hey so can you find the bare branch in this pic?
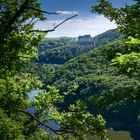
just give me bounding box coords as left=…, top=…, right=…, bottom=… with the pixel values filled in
left=30, top=19, right=39, bottom=26
left=28, top=14, right=78, bottom=33
left=28, top=7, right=62, bottom=15
left=28, top=16, right=37, bottom=25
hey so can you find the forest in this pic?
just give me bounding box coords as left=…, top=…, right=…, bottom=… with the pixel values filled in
left=0, top=0, right=140, bottom=140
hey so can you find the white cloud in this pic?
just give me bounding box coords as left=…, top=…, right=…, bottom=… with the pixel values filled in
left=35, top=15, right=117, bottom=37
left=56, top=10, right=78, bottom=15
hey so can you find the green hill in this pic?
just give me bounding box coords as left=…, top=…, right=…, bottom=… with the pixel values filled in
left=25, top=29, right=123, bottom=84
left=23, top=29, right=140, bottom=139
left=48, top=40, right=140, bottom=139
left=93, top=29, right=124, bottom=47
left=36, top=29, right=123, bottom=64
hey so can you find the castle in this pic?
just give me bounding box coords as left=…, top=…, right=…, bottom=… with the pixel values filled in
left=78, top=35, right=93, bottom=44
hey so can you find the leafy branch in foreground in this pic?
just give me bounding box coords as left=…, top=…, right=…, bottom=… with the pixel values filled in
left=0, top=0, right=106, bottom=139
left=91, top=0, right=140, bottom=76
left=91, top=0, right=140, bottom=111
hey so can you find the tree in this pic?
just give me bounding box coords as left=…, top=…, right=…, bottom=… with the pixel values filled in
left=91, top=0, right=140, bottom=106
left=92, top=0, right=140, bottom=38
left=0, top=0, right=106, bottom=139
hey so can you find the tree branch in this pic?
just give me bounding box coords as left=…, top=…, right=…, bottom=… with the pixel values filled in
left=0, top=0, right=30, bottom=43
left=28, top=16, right=37, bottom=25
left=19, top=109, right=82, bottom=137
left=28, top=14, right=78, bottom=33
left=3, top=0, right=30, bottom=32
left=19, top=109, right=60, bottom=135
left=28, top=7, right=62, bottom=15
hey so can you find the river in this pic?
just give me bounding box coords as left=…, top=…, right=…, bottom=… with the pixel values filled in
left=28, top=90, right=134, bottom=140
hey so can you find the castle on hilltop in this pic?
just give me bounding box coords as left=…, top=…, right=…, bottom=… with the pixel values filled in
left=78, top=35, right=93, bottom=44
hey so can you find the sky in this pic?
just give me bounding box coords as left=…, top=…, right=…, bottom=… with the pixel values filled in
left=35, top=0, right=134, bottom=37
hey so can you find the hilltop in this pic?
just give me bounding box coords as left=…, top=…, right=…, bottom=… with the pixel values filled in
left=47, top=39, right=140, bottom=139
left=36, top=29, right=123, bottom=64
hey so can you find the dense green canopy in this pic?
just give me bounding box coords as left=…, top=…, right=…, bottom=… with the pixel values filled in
left=1, top=0, right=140, bottom=139
left=0, top=0, right=106, bottom=139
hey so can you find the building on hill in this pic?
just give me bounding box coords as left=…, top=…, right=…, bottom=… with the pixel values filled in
left=78, top=35, right=93, bottom=44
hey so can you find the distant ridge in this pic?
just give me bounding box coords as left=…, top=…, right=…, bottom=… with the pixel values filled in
left=36, top=29, right=123, bottom=64
left=92, top=29, right=124, bottom=47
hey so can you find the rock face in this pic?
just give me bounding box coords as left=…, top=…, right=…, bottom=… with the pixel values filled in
left=78, top=35, right=93, bottom=44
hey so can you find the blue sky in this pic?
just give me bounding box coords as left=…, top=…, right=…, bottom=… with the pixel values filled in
left=36, top=0, right=134, bottom=37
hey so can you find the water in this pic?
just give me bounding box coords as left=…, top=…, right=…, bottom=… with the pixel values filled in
left=88, top=130, right=133, bottom=140
left=28, top=89, right=59, bottom=134
left=28, top=89, right=43, bottom=101
left=28, top=90, right=134, bottom=139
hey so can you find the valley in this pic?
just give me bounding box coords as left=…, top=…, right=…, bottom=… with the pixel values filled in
left=26, top=29, right=140, bottom=139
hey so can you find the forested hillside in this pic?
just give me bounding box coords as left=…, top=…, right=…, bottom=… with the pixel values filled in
left=93, top=29, right=124, bottom=47
left=25, top=29, right=123, bottom=84
left=36, top=29, right=122, bottom=64
left=0, top=1, right=107, bottom=139
left=48, top=40, right=140, bottom=139
left=1, top=0, right=140, bottom=139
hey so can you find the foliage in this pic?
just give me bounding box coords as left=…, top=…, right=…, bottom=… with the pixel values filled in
left=112, top=36, right=140, bottom=76
left=91, top=0, right=140, bottom=38
left=36, top=29, right=122, bottom=64
left=49, top=100, right=106, bottom=140
left=91, top=0, right=140, bottom=75
left=91, top=1, right=140, bottom=138
left=0, top=0, right=107, bottom=139
left=24, top=29, right=123, bottom=87
left=21, top=62, right=61, bottom=84
left=93, top=29, right=124, bottom=47
left=37, top=37, right=95, bottom=64
left=48, top=40, right=140, bottom=139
